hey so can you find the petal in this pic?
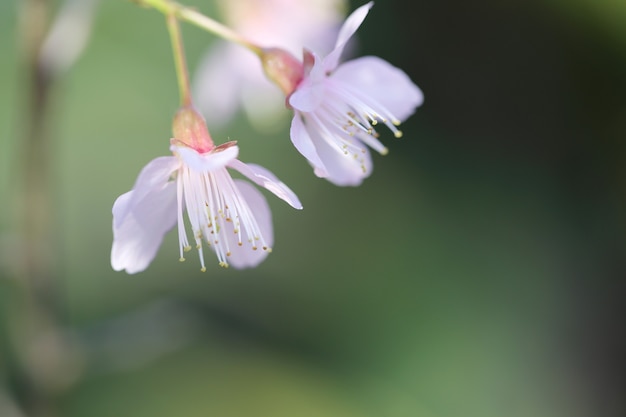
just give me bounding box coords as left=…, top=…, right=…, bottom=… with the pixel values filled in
left=111, top=180, right=178, bottom=274
left=288, top=114, right=328, bottom=177
left=332, top=56, right=424, bottom=121
left=171, top=144, right=238, bottom=174
left=323, top=1, right=373, bottom=72
left=221, top=180, right=274, bottom=269
left=115, top=156, right=179, bottom=228
left=308, top=127, right=373, bottom=186
left=288, top=54, right=326, bottom=112
left=227, top=159, right=303, bottom=209
left=193, top=43, right=242, bottom=127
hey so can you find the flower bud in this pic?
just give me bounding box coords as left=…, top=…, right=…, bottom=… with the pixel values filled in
left=171, top=106, right=214, bottom=153
left=260, top=47, right=304, bottom=96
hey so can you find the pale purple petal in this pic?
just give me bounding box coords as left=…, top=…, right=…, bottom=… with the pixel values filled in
left=221, top=180, right=274, bottom=269
left=115, top=156, right=179, bottom=228
left=227, top=159, right=303, bottom=209
left=323, top=1, right=373, bottom=72
left=193, top=43, right=242, bottom=127
left=172, top=145, right=238, bottom=174
left=111, top=181, right=178, bottom=274
left=289, top=114, right=328, bottom=177
left=332, top=56, right=423, bottom=121
left=309, top=128, right=373, bottom=186
left=288, top=55, right=326, bottom=112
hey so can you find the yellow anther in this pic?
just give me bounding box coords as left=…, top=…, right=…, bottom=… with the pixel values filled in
left=184, top=245, right=192, bottom=252
left=394, top=130, right=403, bottom=138
left=179, top=257, right=186, bottom=262
left=200, top=267, right=207, bottom=272
left=381, top=147, right=389, bottom=156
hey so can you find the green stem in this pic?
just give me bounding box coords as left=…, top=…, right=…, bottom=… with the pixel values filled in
left=166, top=14, right=191, bottom=106
left=136, top=0, right=262, bottom=55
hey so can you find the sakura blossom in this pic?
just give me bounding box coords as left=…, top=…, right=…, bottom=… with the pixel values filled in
left=193, top=0, right=346, bottom=129
left=284, top=2, right=424, bottom=186
left=111, top=109, right=302, bottom=274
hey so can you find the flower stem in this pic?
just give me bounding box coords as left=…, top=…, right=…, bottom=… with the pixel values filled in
left=135, top=0, right=262, bottom=55
left=166, top=14, right=192, bottom=107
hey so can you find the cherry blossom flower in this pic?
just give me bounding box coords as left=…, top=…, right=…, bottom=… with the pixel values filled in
left=193, top=0, right=346, bottom=130
left=111, top=108, right=302, bottom=274
left=263, top=2, right=423, bottom=186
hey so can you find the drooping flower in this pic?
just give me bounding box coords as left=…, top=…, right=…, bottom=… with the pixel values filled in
left=193, top=0, right=347, bottom=130
left=111, top=107, right=302, bottom=274
left=262, top=1, right=423, bottom=186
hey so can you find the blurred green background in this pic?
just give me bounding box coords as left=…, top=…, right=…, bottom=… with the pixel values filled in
left=1, top=0, right=625, bottom=416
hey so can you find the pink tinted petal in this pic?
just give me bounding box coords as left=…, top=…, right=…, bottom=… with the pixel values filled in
left=289, top=68, right=326, bottom=112
left=193, top=43, right=242, bottom=127
left=172, top=144, right=238, bottom=173
left=332, top=56, right=424, bottom=121
left=228, top=159, right=303, bottom=209
left=324, top=1, right=373, bottom=72
left=115, top=156, right=178, bottom=228
left=111, top=181, right=178, bottom=274
left=311, top=129, right=373, bottom=186
left=289, top=114, right=328, bottom=177
left=221, top=180, right=274, bottom=269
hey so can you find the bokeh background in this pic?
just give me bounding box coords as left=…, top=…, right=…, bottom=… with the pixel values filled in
left=1, top=0, right=625, bottom=416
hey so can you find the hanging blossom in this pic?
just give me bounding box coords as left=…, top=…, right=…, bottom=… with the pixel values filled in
left=193, top=0, right=346, bottom=130
left=261, top=1, right=423, bottom=186
left=111, top=107, right=302, bottom=274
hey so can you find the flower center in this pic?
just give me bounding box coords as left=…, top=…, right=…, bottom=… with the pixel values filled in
left=176, top=165, right=269, bottom=271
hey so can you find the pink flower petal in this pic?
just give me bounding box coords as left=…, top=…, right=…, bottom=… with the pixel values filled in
left=332, top=56, right=423, bottom=121
left=193, top=43, right=243, bottom=127
left=323, top=1, right=373, bottom=72
left=308, top=126, right=373, bottom=186
left=227, top=159, right=303, bottom=209
left=115, top=156, right=179, bottom=228
left=289, top=114, right=328, bottom=177
left=220, top=180, right=274, bottom=269
left=111, top=181, right=178, bottom=274
left=172, top=144, right=238, bottom=173
left=288, top=53, right=326, bottom=112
